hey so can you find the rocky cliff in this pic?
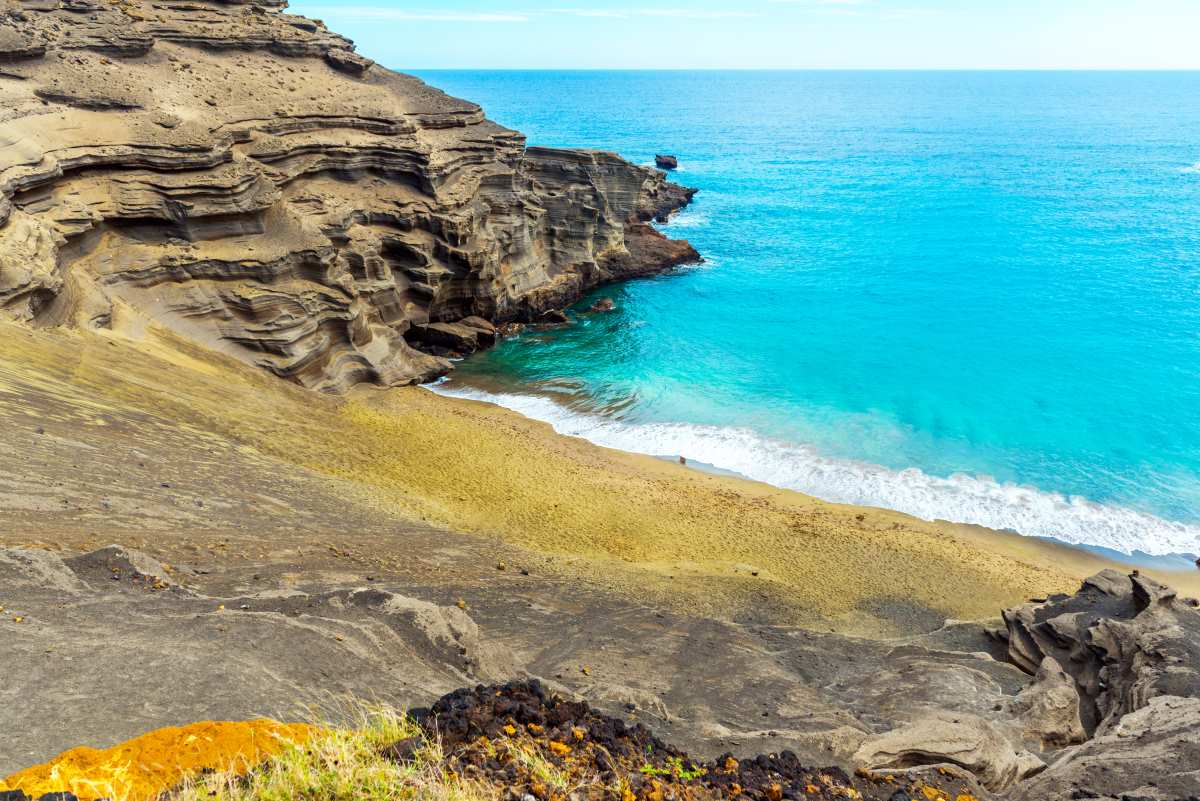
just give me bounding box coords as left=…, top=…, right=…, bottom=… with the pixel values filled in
left=0, top=0, right=698, bottom=391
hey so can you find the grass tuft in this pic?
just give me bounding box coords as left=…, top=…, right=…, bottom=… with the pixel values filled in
left=173, top=706, right=494, bottom=801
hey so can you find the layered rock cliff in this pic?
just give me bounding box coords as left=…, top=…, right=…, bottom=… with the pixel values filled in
left=0, top=0, right=698, bottom=391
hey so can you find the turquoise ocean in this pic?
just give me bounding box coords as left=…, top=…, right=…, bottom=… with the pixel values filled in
left=413, top=71, right=1200, bottom=558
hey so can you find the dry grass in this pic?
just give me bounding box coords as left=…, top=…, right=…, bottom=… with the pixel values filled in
left=4, top=702, right=584, bottom=801
left=173, top=707, right=495, bottom=801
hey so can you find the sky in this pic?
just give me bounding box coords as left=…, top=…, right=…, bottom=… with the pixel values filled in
left=288, top=0, right=1200, bottom=70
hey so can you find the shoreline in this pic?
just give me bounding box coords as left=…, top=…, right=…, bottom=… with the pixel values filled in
left=430, top=376, right=1200, bottom=563
left=3, top=318, right=1198, bottom=637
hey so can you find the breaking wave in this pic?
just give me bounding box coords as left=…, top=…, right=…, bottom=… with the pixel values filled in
left=430, top=384, right=1200, bottom=557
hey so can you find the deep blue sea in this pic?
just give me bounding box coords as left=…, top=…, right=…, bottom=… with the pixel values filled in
left=413, top=70, right=1200, bottom=557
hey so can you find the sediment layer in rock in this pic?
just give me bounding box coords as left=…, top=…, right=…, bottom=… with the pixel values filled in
left=0, top=0, right=698, bottom=392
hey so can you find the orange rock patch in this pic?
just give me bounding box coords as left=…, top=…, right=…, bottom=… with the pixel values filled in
left=0, top=720, right=313, bottom=801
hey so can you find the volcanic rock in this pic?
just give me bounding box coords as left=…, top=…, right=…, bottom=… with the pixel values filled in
left=656, top=154, right=679, bottom=170
left=1008, top=657, right=1086, bottom=750
left=0, top=0, right=698, bottom=393
left=991, top=569, right=1200, bottom=736
left=1010, top=695, right=1200, bottom=801
left=852, top=711, right=1044, bottom=792
left=423, top=681, right=974, bottom=801
left=404, top=319, right=496, bottom=357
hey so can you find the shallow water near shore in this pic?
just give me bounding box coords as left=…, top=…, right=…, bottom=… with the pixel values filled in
left=414, top=70, right=1200, bottom=557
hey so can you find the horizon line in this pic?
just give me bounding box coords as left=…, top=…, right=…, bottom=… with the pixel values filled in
left=404, top=66, right=1200, bottom=72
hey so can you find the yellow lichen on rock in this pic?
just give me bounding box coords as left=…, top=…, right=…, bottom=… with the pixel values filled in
left=0, top=720, right=313, bottom=801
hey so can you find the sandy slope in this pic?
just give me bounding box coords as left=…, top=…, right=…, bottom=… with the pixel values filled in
left=3, top=319, right=1194, bottom=638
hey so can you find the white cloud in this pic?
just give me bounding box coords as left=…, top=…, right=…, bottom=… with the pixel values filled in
left=553, top=8, right=759, bottom=19
left=298, top=6, right=531, bottom=22
left=767, top=0, right=934, bottom=17
left=299, top=5, right=759, bottom=22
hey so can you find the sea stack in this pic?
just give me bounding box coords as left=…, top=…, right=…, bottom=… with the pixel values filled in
left=656, top=154, right=680, bottom=170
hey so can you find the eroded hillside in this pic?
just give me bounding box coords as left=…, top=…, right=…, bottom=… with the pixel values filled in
left=0, top=0, right=697, bottom=391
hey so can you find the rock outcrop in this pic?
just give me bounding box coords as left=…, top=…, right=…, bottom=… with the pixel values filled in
left=992, top=569, right=1200, bottom=737
left=1010, top=695, right=1200, bottom=801
left=1008, top=657, right=1086, bottom=750
left=0, top=0, right=697, bottom=392
left=853, top=571, right=1200, bottom=797
left=991, top=570, right=1200, bottom=800
left=852, top=711, right=1044, bottom=792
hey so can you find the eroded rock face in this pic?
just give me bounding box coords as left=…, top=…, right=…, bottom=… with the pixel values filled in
left=986, top=571, right=1200, bottom=800
left=992, top=569, right=1200, bottom=737
left=0, top=0, right=697, bottom=392
left=851, top=572, right=1200, bottom=796
left=852, top=711, right=1044, bottom=792
left=1010, top=695, right=1200, bottom=801
left=1008, top=656, right=1086, bottom=750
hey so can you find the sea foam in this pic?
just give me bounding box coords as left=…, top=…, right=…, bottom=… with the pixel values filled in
left=431, top=384, right=1200, bottom=558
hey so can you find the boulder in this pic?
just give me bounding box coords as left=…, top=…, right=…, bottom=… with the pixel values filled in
left=459, top=316, right=497, bottom=336
left=655, top=155, right=679, bottom=170
left=324, top=48, right=374, bottom=76
left=587, top=297, right=615, bottom=313
left=405, top=320, right=497, bottom=357
left=852, top=711, right=1044, bottom=792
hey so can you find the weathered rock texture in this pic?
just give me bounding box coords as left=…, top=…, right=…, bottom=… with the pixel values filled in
left=993, top=570, right=1200, bottom=801
left=993, top=569, right=1200, bottom=738
left=0, top=0, right=697, bottom=391
left=5, top=523, right=1200, bottom=800
left=846, top=571, right=1200, bottom=798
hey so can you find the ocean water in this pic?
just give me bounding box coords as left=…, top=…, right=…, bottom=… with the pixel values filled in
left=412, top=70, right=1200, bottom=557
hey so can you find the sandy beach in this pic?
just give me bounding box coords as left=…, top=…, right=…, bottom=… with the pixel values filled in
left=4, top=319, right=1195, bottom=638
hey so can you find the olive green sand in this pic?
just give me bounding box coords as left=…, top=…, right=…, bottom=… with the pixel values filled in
left=3, top=319, right=1195, bottom=636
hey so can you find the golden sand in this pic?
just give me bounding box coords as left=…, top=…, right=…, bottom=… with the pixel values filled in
left=0, top=721, right=312, bottom=801
left=3, top=319, right=1196, bottom=635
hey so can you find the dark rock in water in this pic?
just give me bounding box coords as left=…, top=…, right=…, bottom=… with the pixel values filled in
left=656, top=154, right=679, bottom=170
left=587, top=298, right=615, bottom=313
left=537, top=310, right=570, bottom=326
left=498, top=322, right=525, bottom=337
